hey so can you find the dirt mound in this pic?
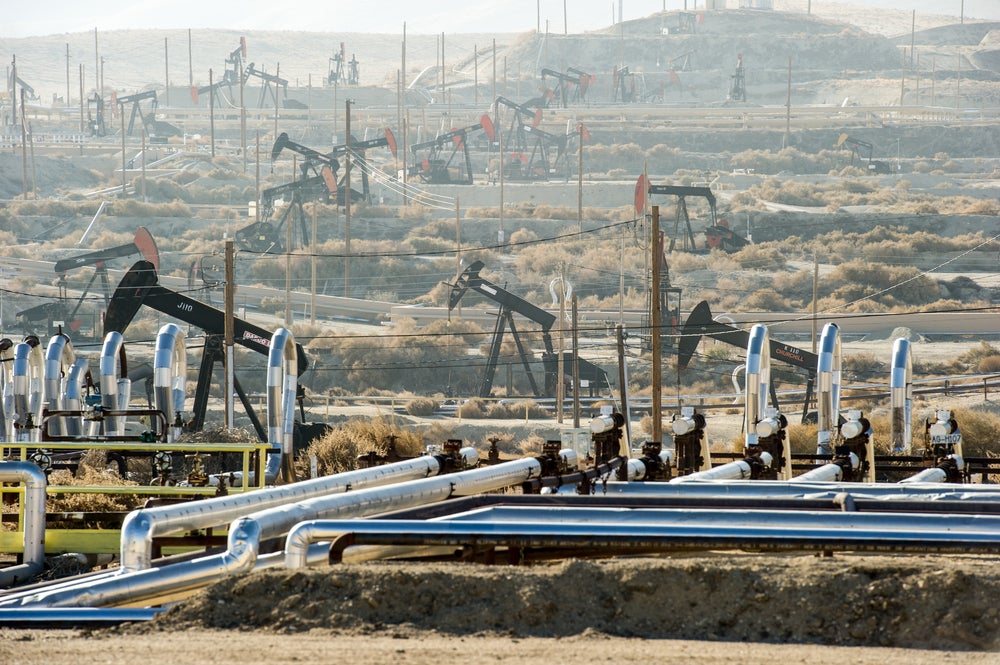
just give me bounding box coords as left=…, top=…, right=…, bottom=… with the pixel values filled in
left=148, top=555, right=1000, bottom=650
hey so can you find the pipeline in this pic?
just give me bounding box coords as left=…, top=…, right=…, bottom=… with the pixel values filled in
left=152, top=324, right=186, bottom=443
left=890, top=337, right=912, bottom=454
left=99, top=332, right=131, bottom=437
left=794, top=453, right=860, bottom=483
left=601, top=479, right=1000, bottom=501
left=0, top=462, right=47, bottom=588
left=744, top=324, right=791, bottom=480
left=671, top=452, right=773, bottom=482
left=42, top=335, right=76, bottom=437
left=12, top=341, right=44, bottom=441
left=0, top=338, right=14, bottom=441
left=267, top=327, right=297, bottom=484
left=900, top=455, right=965, bottom=485
left=2, top=455, right=541, bottom=608
left=815, top=323, right=841, bottom=457
left=62, top=358, right=90, bottom=437
left=286, top=515, right=1000, bottom=566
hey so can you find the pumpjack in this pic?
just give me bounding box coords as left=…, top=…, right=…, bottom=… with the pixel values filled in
left=448, top=261, right=611, bottom=399
left=493, top=96, right=550, bottom=181
left=16, top=227, right=159, bottom=339
left=237, top=129, right=397, bottom=253
left=408, top=114, right=495, bottom=184
left=520, top=122, right=586, bottom=179
left=835, top=134, right=894, bottom=174
left=113, top=89, right=180, bottom=137
left=613, top=65, right=636, bottom=103
left=104, top=259, right=309, bottom=442
left=188, top=255, right=224, bottom=304
left=244, top=63, right=288, bottom=109
left=678, top=300, right=817, bottom=423
left=566, top=67, right=596, bottom=101
left=636, top=175, right=743, bottom=252
left=540, top=68, right=591, bottom=107
left=327, top=43, right=359, bottom=86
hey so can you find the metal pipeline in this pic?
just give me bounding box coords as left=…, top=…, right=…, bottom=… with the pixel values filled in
left=288, top=515, right=1000, bottom=565
left=99, top=332, right=130, bottom=437
left=815, top=323, right=841, bottom=456
left=0, top=339, right=13, bottom=442
left=601, top=479, right=1000, bottom=501
left=744, top=324, right=770, bottom=451
left=900, top=455, right=965, bottom=485
left=43, top=335, right=76, bottom=438
left=671, top=452, right=774, bottom=482
left=890, top=337, right=912, bottom=453
left=796, top=453, right=860, bottom=483
left=153, top=324, right=186, bottom=443
left=0, top=607, right=164, bottom=627
left=118, top=453, right=462, bottom=572
left=62, top=358, right=90, bottom=437
left=12, top=342, right=44, bottom=441
left=3, top=455, right=539, bottom=608
left=0, top=462, right=47, bottom=588
left=267, top=328, right=298, bottom=484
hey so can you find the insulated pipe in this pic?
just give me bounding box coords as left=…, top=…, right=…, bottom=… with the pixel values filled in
left=5, top=456, right=540, bottom=608
left=671, top=452, right=773, bottom=482
left=899, top=455, right=965, bottom=485
left=118, top=454, right=450, bottom=572
left=12, top=342, right=44, bottom=441
left=815, top=323, right=841, bottom=456
left=796, top=453, right=860, bottom=483
left=602, top=479, right=1000, bottom=500
left=153, top=324, right=186, bottom=443
left=62, top=358, right=90, bottom=437
left=0, top=462, right=47, bottom=588
left=99, top=332, right=129, bottom=437
left=43, top=335, right=75, bottom=437
left=0, top=340, right=14, bottom=442
left=890, top=337, right=912, bottom=454
left=267, top=328, right=298, bottom=484
left=286, top=516, right=1000, bottom=567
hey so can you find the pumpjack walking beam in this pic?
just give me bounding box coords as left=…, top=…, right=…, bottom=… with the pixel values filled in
left=408, top=114, right=495, bottom=184
left=448, top=261, right=610, bottom=398
left=678, top=300, right=816, bottom=423
left=104, top=260, right=309, bottom=440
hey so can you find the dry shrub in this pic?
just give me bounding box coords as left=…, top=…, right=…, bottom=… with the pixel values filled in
left=298, top=417, right=425, bottom=476
left=405, top=397, right=439, bottom=416
left=46, top=450, right=144, bottom=514
left=786, top=422, right=818, bottom=455
left=977, top=356, right=1000, bottom=374
left=485, top=400, right=551, bottom=419
left=516, top=433, right=547, bottom=456
left=457, top=398, right=488, bottom=418
left=959, top=341, right=1000, bottom=367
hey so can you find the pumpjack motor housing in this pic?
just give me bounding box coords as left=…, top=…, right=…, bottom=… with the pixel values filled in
left=839, top=409, right=872, bottom=482
left=924, top=410, right=965, bottom=483
left=590, top=407, right=625, bottom=465
left=747, top=406, right=787, bottom=480
left=673, top=406, right=706, bottom=476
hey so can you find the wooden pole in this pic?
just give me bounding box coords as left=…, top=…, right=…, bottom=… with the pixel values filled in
left=572, top=295, right=580, bottom=428
left=311, top=204, right=317, bottom=325
left=345, top=99, right=352, bottom=297
left=224, top=239, right=235, bottom=429
left=651, top=205, right=662, bottom=447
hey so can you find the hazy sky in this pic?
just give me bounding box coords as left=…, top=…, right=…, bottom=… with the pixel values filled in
left=4, top=0, right=998, bottom=37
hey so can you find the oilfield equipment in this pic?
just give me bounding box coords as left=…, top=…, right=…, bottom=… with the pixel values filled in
left=540, top=67, right=594, bottom=107
left=635, top=175, right=748, bottom=252
left=327, top=42, right=360, bottom=87
left=15, top=227, right=160, bottom=340
left=236, top=128, right=398, bottom=253
left=111, top=89, right=180, bottom=139
left=447, top=260, right=611, bottom=399
left=408, top=114, right=495, bottom=184
left=1, top=309, right=1000, bottom=620
left=835, top=133, right=895, bottom=174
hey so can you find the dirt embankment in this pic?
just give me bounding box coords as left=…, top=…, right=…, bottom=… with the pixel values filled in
left=145, top=555, right=1000, bottom=651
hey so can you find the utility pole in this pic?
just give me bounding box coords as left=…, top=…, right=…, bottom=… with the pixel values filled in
left=94, top=28, right=99, bottom=94
left=557, top=262, right=566, bottom=424
left=79, top=64, right=84, bottom=134
left=224, top=239, right=235, bottom=429
left=164, top=37, right=170, bottom=106
left=785, top=56, right=792, bottom=138
left=209, top=68, right=216, bottom=157
left=65, top=44, right=70, bottom=107
left=345, top=99, right=352, bottom=297
left=188, top=29, right=193, bottom=87
left=572, top=295, right=580, bottom=428
left=577, top=123, right=584, bottom=232
left=650, top=205, right=662, bottom=448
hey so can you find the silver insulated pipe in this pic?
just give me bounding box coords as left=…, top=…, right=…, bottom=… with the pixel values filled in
left=0, top=340, right=14, bottom=441
left=43, top=334, right=76, bottom=438
left=3, top=454, right=536, bottom=609
left=815, top=323, right=841, bottom=456
left=671, top=452, right=774, bottom=482
left=0, top=461, right=47, bottom=588
left=62, top=357, right=90, bottom=437
left=153, top=324, right=187, bottom=443
left=12, top=341, right=44, bottom=441
left=889, top=337, right=912, bottom=453
left=99, top=332, right=131, bottom=437
left=267, top=327, right=298, bottom=484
